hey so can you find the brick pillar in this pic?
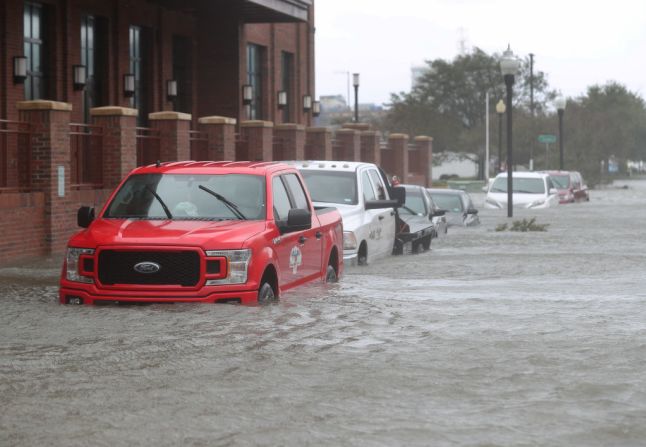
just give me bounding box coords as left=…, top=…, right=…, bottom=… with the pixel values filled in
left=149, top=111, right=191, bottom=162
left=335, top=129, right=360, bottom=161
left=342, top=123, right=371, bottom=132
left=198, top=116, right=237, bottom=161
left=90, top=106, right=138, bottom=189
left=415, top=136, right=433, bottom=187
left=17, top=100, right=73, bottom=255
left=360, top=131, right=380, bottom=165
left=388, top=133, right=409, bottom=182
left=240, top=120, right=274, bottom=161
left=274, top=124, right=306, bottom=161
left=305, top=127, right=333, bottom=160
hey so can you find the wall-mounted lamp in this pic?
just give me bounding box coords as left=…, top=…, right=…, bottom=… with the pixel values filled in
left=13, top=56, right=27, bottom=84
left=277, top=90, right=287, bottom=109
left=303, top=95, right=312, bottom=112
left=123, top=73, right=135, bottom=98
left=242, top=84, right=253, bottom=105
left=166, top=80, right=178, bottom=101
left=73, top=65, right=87, bottom=90
left=312, top=100, right=321, bottom=118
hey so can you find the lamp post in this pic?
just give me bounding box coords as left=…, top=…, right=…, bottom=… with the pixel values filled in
left=500, top=45, right=521, bottom=218
left=353, top=73, right=360, bottom=123
left=495, top=99, right=506, bottom=173
left=555, top=96, right=567, bottom=170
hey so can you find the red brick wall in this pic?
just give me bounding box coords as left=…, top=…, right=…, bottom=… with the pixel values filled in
left=0, top=192, right=47, bottom=264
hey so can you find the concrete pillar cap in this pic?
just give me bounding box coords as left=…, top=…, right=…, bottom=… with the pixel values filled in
left=389, top=133, right=410, bottom=140
left=275, top=123, right=306, bottom=131
left=241, top=120, right=274, bottom=128
left=149, top=111, right=192, bottom=121
left=90, top=106, right=138, bottom=117
left=198, top=116, right=237, bottom=125
left=306, top=127, right=332, bottom=133
left=17, top=100, right=72, bottom=111
left=414, top=136, right=433, bottom=142
left=342, top=123, right=371, bottom=131
left=360, top=130, right=379, bottom=136
left=335, top=128, right=359, bottom=135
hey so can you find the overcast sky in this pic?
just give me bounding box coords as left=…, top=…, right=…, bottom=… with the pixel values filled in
left=315, top=0, right=646, bottom=106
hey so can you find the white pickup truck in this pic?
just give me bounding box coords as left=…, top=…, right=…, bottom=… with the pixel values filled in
left=290, top=161, right=404, bottom=266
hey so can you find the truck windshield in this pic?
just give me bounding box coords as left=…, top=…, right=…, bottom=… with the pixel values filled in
left=300, top=171, right=358, bottom=205
left=104, top=174, right=266, bottom=220
left=490, top=177, right=546, bottom=194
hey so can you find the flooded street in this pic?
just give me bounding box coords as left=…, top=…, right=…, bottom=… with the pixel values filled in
left=2, top=180, right=646, bottom=446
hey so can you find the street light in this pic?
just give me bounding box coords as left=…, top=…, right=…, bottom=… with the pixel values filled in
left=495, top=99, right=506, bottom=173
left=555, top=96, right=567, bottom=170
left=353, top=73, right=360, bottom=123
left=500, top=45, right=521, bottom=218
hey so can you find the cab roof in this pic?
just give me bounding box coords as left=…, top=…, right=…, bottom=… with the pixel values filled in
left=131, top=161, right=293, bottom=176
left=283, top=160, right=379, bottom=172
left=494, top=171, right=549, bottom=179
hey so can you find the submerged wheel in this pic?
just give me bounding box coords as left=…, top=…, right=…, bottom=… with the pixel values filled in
left=257, top=282, right=277, bottom=305
left=325, top=264, right=338, bottom=283
left=357, top=242, right=368, bottom=266
left=422, top=235, right=431, bottom=250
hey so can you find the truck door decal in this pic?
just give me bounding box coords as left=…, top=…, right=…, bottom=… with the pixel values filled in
left=290, top=246, right=303, bottom=274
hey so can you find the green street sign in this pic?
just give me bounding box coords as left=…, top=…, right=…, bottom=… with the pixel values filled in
left=538, top=134, right=557, bottom=144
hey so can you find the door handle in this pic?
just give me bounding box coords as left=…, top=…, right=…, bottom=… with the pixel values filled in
left=315, top=231, right=322, bottom=239
left=299, top=235, right=308, bottom=244
left=378, top=215, right=384, bottom=221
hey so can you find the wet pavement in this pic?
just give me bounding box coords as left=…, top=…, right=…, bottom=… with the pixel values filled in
left=2, top=180, right=646, bottom=446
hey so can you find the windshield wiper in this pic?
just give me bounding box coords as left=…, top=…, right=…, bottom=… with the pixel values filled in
left=198, top=185, right=247, bottom=220
left=145, top=185, right=173, bottom=219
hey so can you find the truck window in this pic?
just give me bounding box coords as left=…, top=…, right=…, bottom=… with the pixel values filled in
left=361, top=171, right=377, bottom=201
left=300, top=171, right=358, bottom=205
left=272, top=177, right=292, bottom=221
left=283, top=174, right=310, bottom=211
left=368, top=169, right=387, bottom=200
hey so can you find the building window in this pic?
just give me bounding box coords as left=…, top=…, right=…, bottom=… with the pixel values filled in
left=173, top=36, right=193, bottom=115
left=247, top=44, right=265, bottom=120
left=23, top=2, right=46, bottom=100
left=281, top=51, right=294, bottom=123
left=129, top=25, right=150, bottom=125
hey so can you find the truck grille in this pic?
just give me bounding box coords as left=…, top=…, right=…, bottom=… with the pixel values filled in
left=98, top=250, right=201, bottom=287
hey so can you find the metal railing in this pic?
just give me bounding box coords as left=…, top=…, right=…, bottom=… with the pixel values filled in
left=136, top=127, right=161, bottom=166
left=189, top=130, right=209, bottom=161
left=0, top=119, right=31, bottom=191
left=69, top=123, right=104, bottom=188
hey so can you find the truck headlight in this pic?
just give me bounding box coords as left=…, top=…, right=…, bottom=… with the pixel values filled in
left=343, top=231, right=357, bottom=250
left=66, top=247, right=95, bottom=284
left=205, top=249, right=251, bottom=285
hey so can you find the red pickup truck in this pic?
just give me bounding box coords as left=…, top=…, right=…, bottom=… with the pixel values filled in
left=59, top=161, right=343, bottom=305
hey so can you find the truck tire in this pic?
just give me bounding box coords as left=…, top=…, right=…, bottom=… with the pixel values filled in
left=257, top=282, right=277, bottom=305
left=358, top=242, right=368, bottom=265
left=325, top=264, right=338, bottom=283
left=422, top=235, right=431, bottom=250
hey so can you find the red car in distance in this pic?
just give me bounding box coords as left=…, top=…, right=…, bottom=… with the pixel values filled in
left=544, top=170, right=590, bottom=203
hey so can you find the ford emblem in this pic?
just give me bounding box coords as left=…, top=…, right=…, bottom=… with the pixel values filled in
left=134, top=262, right=161, bottom=274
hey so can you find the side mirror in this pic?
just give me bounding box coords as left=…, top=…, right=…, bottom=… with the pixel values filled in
left=365, top=199, right=399, bottom=210
left=280, top=208, right=311, bottom=234
left=466, top=208, right=479, bottom=215
left=432, top=209, right=446, bottom=218
left=549, top=188, right=558, bottom=195
left=390, top=186, right=406, bottom=207
left=77, top=206, right=95, bottom=228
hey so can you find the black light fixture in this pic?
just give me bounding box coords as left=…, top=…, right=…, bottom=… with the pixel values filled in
left=352, top=73, right=360, bottom=123
left=123, top=73, right=135, bottom=98
left=312, top=100, right=321, bottom=118
left=499, top=45, right=521, bottom=218
left=242, top=84, right=253, bottom=106
left=73, top=65, right=87, bottom=90
left=277, top=90, right=287, bottom=109
left=303, top=95, right=312, bottom=112
left=166, top=80, right=178, bottom=101
left=13, top=56, right=27, bottom=84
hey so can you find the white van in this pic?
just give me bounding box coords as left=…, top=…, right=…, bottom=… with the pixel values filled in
left=485, top=171, right=559, bottom=209
left=290, top=161, right=402, bottom=265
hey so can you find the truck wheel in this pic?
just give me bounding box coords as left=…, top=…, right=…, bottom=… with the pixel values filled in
left=358, top=242, right=368, bottom=265
left=422, top=235, right=431, bottom=250
left=325, top=264, right=338, bottom=283
left=257, top=282, right=277, bottom=305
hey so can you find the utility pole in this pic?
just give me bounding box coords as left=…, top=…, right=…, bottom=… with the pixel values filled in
left=529, top=53, right=535, bottom=171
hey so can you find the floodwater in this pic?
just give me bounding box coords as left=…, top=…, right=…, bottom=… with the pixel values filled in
left=2, top=180, right=646, bottom=447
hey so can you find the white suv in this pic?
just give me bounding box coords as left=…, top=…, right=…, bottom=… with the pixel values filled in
left=291, top=161, right=400, bottom=266
left=485, top=171, right=560, bottom=209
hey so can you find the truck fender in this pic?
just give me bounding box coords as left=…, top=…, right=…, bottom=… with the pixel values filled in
left=251, top=246, right=281, bottom=293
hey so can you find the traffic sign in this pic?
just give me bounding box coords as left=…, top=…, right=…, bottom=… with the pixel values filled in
left=538, top=134, right=556, bottom=144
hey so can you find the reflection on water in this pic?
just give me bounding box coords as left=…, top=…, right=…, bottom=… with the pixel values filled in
left=2, top=181, right=646, bottom=446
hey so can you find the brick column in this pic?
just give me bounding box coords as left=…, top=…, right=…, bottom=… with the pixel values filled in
left=149, top=111, right=191, bottom=162
left=360, top=131, right=381, bottom=165
left=90, top=106, right=138, bottom=189
left=305, top=127, right=333, bottom=160
left=274, top=124, right=306, bottom=161
left=198, top=116, right=237, bottom=161
left=388, top=133, right=409, bottom=182
left=415, top=136, right=433, bottom=187
left=17, top=100, right=73, bottom=255
left=240, top=120, right=274, bottom=161
left=335, top=128, right=360, bottom=161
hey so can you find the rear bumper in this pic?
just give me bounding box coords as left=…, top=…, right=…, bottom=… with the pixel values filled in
left=59, top=287, right=259, bottom=306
